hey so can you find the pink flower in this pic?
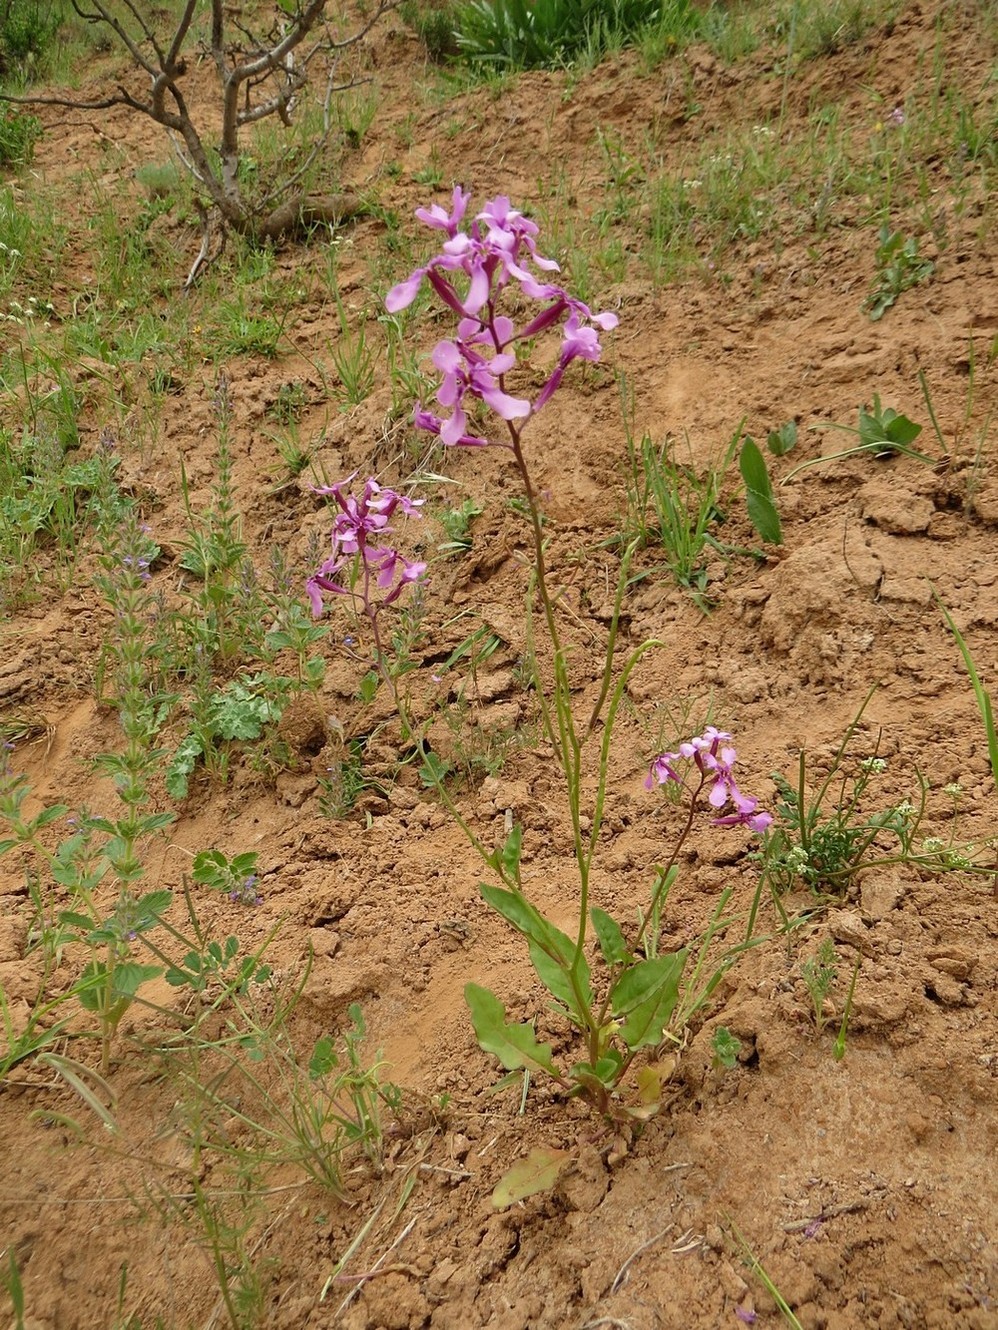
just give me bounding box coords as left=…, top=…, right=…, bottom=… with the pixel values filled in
left=387, top=189, right=619, bottom=442
left=415, top=184, right=470, bottom=236
left=645, top=728, right=771, bottom=834
left=432, top=338, right=530, bottom=444
left=307, top=476, right=426, bottom=618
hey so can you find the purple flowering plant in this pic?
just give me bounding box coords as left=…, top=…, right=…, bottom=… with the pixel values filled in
left=306, top=473, right=427, bottom=633
left=311, top=189, right=773, bottom=1153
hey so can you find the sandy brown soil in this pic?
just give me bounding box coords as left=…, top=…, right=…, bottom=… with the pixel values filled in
left=1, top=3, right=997, bottom=1327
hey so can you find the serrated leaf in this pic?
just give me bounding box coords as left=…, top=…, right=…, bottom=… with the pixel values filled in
left=135, top=890, right=173, bottom=922
left=58, top=911, right=95, bottom=932
left=491, top=1148, right=572, bottom=1208
left=465, top=983, right=558, bottom=1076
left=138, top=812, right=176, bottom=834
left=32, top=805, right=70, bottom=829
left=590, top=907, right=631, bottom=966
left=613, top=951, right=688, bottom=1050
left=739, top=437, right=782, bottom=546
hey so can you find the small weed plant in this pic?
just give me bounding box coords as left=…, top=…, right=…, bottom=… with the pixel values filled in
left=864, top=223, right=934, bottom=320
left=784, top=395, right=937, bottom=482
left=453, top=0, right=700, bottom=71
left=760, top=689, right=977, bottom=900
left=800, top=939, right=837, bottom=1032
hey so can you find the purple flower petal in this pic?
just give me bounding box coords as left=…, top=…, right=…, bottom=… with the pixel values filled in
left=385, top=268, right=426, bottom=313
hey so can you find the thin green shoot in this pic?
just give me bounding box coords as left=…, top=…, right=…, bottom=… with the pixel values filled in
left=833, top=953, right=861, bottom=1062
left=934, top=592, right=998, bottom=803
left=726, top=1215, right=804, bottom=1330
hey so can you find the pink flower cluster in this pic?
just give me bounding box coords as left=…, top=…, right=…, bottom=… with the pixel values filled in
left=646, top=727, right=772, bottom=833
left=307, top=475, right=426, bottom=618
left=386, top=187, right=618, bottom=447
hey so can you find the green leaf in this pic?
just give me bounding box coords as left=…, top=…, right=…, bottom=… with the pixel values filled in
left=465, top=983, right=558, bottom=1076
left=491, top=1148, right=572, bottom=1209
left=111, top=962, right=162, bottom=999
left=419, top=751, right=451, bottom=788
left=590, top=907, right=630, bottom=966
left=936, top=593, right=998, bottom=797
left=58, top=911, right=95, bottom=932
left=357, top=670, right=380, bottom=704
left=0, top=839, right=18, bottom=856
left=739, top=437, right=782, bottom=546
left=309, top=1035, right=339, bottom=1079
left=612, top=951, right=688, bottom=1050
left=499, top=823, right=523, bottom=882
left=138, top=812, right=176, bottom=834
left=135, top=890, right=173, bottom=922
left=480, top=885, right=565, bottom=957
left=193, top=849, right=227, bottom=875
left=858, top=397, right=922, bottom=451
left=304, top=655, right=326, bottom=685
left=527, top=941, right=590, bottom=1024
left=166, top=733, right=203, bottom=800
left=766, top=421, right=797, bottom=457
left=76, top=960, right=107, bottom=1012
left=481, top=885, right=592, bottom=1013
left=32, top=805, right=70, bottom=829
left=570, top=1050, right=624, bottom=1093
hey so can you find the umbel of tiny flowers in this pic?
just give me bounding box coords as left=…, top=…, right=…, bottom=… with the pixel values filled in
left=307, top=473, right=426, bottom=623
left=386, top=187, right=618, bottom=451
left=646, top=727, right=773, bottom=834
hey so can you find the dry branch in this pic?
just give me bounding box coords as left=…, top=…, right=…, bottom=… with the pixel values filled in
left=2, top=0, right=397, bottom=262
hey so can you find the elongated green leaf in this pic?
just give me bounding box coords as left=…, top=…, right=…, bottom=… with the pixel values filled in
left=590, top=907, right=630, bottom=966
left=486, top=824, right=522, bottom=881
left=766, top=421, right=797, bottom=457
left=613, top=951, right=688, bottom=1050
left=936, top=594, right=998, bottom=796
left=0, top=839, right=20, bottom=856
left=527, top=941, right=591, bottom=1023
left=481, top=885, right=591, bottom=1014
left=480, top=885, right=572, bottom=963
left=465, top=983, right=558, bottom=1076
left=739, top=437, right=782, bottom=546
left=491, top=1148, right=572, bottom=1208
left=501, top=823, right=523, bottom=881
